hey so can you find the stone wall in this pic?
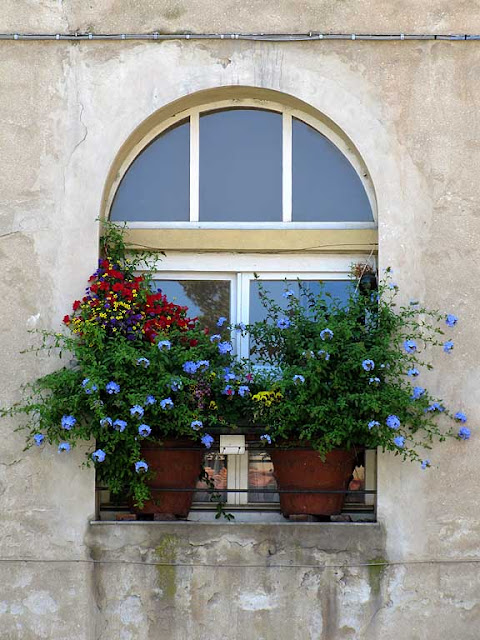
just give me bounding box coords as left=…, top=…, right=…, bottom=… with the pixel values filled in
left=1, top=2, right=480, bottom=638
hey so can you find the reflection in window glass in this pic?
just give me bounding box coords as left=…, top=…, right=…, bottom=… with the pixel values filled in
left=152, top=280, right=230, bottom=333
left=292, top=117, right=373, bottom=222
left=195, top=453, right=227, bottom=502
left=248, top=452, right=279, bottom=503
left=199, top=109, right=282, bottom=222
left=249, top=280, right=351, bottom=325
left=111, top=119, right=190, bottom=222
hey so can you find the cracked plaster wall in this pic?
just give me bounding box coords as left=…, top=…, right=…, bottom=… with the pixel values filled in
left=0, top=2, right=479, bottom=639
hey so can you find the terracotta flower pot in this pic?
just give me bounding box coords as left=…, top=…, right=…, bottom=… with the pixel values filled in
left=269, top=448, right=356, bottom=517
left=134, top=440, right=204, bottom=518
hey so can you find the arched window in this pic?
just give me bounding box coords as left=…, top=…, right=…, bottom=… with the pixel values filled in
left=109, top=100, right=375, bottom=228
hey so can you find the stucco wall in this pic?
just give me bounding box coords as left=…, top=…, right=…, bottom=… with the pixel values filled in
left=1, top=3, right=480, bottom=638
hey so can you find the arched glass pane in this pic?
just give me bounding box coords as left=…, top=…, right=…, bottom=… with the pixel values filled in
left=199, top=109, right=282, bottom=222
left=292, top=118, right=373, bottom=222
left=110, top=119, right=190, bottom=222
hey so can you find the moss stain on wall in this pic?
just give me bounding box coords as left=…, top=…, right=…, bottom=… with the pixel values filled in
left=155, top=535, right=179, bottom=600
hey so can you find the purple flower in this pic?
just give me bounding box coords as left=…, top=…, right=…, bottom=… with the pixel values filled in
left=320, top=328, right=334, bottom=341
left=411, top=386, right=425, bottom=400
left=157, top=340, right=171, bottom=351
left=362, top=359, right=375, bottom=372
left=61, top=415, right=77, bottom=430
left=92, top=449, right=106, bottom=463
left=455, top=412, right=467, bottom=423
left=99, top=417, right=113, bottom=428
left=407, top=368, right=420, bottom=377
left=136, top=357, right=150, bottom=368
left=82, top=378, right=98, bottom=394
left=183, top=361, right=198, bottom=375
left=458, top=427, right=471, bottom=440
left=260, top=434, right=272, bottom=444
left=138, top=424, right=152, bottom=437
left=443, top=340, right=454, bottom=353
left=160, top=397, right=174, bottom=410
left=201, top=434, right=214, bottom=449
left=58, top=442, right=71, bottom=453
left=218, top=342, right=233, bottom=355
left=113, top=419, right=127, bottom=432
left=386, top=415, right=401, bottom=430
left=145, top=395, right=156, bottom=406
left=421, top=459, right=431, bottom=470
left=210, top=334, right=222, bottom=343
left=277, top=317, right=291, bottom=330
left=106, top=381, right=120, bottom=394
left=293, top=374, right=305, bottom=384
left=222, top=385, right=235, bottom=396
left=217, top=317, right=228, bottom=327
left=238, top=385, right=250, bottom=397
left=404, top=339, right=417, bottom=354
left=394, top=435, right=405, bottom=448
left=446, top=314, right=458, bottom=327
left=368, top=420, right=380, bottom=430
left=130, top=405, right=144, bottom=418
left=33, top=434, right=45, bottom=446
left=190, top=420, right=203, bottom=431
left=135, top=461, right=148, bottom=473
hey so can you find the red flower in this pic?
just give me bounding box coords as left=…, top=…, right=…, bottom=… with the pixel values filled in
left=72, top=300, right=81, bottom=311
left=63, top=315, right=70, bottom=324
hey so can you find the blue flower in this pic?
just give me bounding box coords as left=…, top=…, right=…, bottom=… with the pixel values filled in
left=421, top=459, right=431, bottom=470
left=238, top=385, right=250, bottom=397
left=157, top=340, right=171, bottom=351
left=260, top=434, right=272, bottom=444
left=369, top=377, right=381, bottom=386
left=170, top=379, right=183, bottom=392
left=130, top=405, right=144, bottom=418
left=218, top=342, right=233, bottom=355
left=136, top=357, right=150, bottom=368
left=368, top=420, right=380, bottom=430
left=58, top=442, right=71, bottom=453
left=201, top=434, right=214, bottom=448
left=409, top=300, right=420, bottom=306
left=210, top=334, right=222, bottom=343
left=386, top=415, right=401, bottom=430
left=317, top=350, right=330, bottom=361
left=223, top=368, right=236, bottom=382
left=320, top=328, right=334, bottom=341
left=404, top=339, right=417, bottom=354
left=190, top=420, right=203, bottom=431
left=426, top=402, right=444, bottom=412
left=138, top=424, right=152, bottom=437
left=33, top=434, right=45, bottom=446
left=145, top=395, right=156, bottom=406
left=455, top=412, right=467, bottom=423
left=61, top=415, right=77, bottom=430
left=92, top=449, right=106, bottom=463
left=394, top=435, right=405, bottom=448
left=387, top=282, right=397, bottom=290
left=407, top=368, right=420, bottom=377
left=446, top=314, right=458, bottom=327
left=458, top=427, right=471, bottom=440
left=135, top=461, right=149, bottom=473
left=443, top=340, right=454, bottom=353
left=82, top=378, right=98, bottom=394
left=362, top=359, right=375, bottom=372
left=282, top=289, right=295, bottom=298
left=196, top=360, right=210, bottom=371
left=222, top=385, right=235, bottom=396
left=160, top=397, right=174, bottom=410
left=293, top=374, right=305, bottom=384
left=411, top=386, right=425, bottom=400
left=236, top=322, right=246, bottom=331
left=106, top=381, right=120, bottom=395
left=183, top=361, right=198, bottom=375
left=217, top=317, right=228, bottom=327
left=276, top=318, right=291, bottom=330
left=100, top=417, right=113, bottom=428
left=113, top=419, right=127, bottom=432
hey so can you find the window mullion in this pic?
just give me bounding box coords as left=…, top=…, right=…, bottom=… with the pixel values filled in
left=282, top=111, right=292, bottom=223
left=190, top=112, right=200, bottom=222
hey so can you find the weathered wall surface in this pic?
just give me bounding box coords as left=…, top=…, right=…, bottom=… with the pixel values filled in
left=1, top=3, right=480, bottom=639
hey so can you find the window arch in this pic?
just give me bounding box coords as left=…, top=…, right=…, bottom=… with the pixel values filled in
left=109, top=99, right=376, bottom=229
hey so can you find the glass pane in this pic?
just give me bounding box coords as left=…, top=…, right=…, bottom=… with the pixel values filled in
left=111, top=119, right=190, bottom=222
left=248, top=452, right=279, bottom=503
left=292, top=117, right=373, bottom=222
left=199, top=109, right=282, bottom=222
left=249, top=279, right=351, bottom=325
left=152, top=280, right=231, bottom=334
left=195, top=453, right=227, bottom=502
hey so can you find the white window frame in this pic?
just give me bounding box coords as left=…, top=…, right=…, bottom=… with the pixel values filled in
left=112, top=99, right=377, bottom=230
